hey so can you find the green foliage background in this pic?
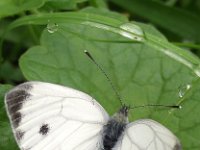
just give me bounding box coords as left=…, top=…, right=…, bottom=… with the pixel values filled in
left=1, top=0, right=200, bottom=149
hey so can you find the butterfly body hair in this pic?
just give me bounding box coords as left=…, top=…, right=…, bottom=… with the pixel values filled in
left=102, top=106, right=129, bottom=150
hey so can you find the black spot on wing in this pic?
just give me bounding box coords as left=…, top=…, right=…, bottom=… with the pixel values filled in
left=5, top=83, right=32, bottom=128
left=39, top=124, right=49, bottom=135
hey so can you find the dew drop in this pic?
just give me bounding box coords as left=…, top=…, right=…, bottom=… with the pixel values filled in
left=178, top=84, right=191, bottom=98
left=120, top=23, right=143, bottom=36
left=47, top=21, right=58, bottom=33
left=119, top=23, right=144, bottom=41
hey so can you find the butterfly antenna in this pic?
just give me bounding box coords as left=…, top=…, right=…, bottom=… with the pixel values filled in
left=84, top=50, right=124, bottom=106
left=130, top=104, right=181, bottom=109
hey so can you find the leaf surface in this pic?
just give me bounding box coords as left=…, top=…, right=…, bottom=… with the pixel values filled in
left=2, top=12, right=200, bottom=149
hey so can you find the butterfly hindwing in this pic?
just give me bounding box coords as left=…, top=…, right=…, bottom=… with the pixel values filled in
left=5, top=81, right=109, bottom=150
left=113, top=119, right=181, bottom=150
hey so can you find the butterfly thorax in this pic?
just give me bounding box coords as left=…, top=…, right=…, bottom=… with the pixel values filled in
left=102, top=106, right=129, bottom=150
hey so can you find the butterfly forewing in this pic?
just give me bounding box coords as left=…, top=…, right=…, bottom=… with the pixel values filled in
left=5, top=81, right=109, bottom=150
left=113, top=119, right=181, bottom=150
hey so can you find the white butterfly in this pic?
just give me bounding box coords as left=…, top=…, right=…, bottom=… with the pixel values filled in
left=5, top=81, right=182, bottom=150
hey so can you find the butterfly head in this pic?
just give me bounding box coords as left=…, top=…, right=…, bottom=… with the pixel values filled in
left=119, top=105, right=129, bottom=117
left=112, top=105, right=129, bottom=124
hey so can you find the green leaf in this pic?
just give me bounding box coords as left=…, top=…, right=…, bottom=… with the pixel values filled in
left=175, top=79, right=200, bottom=149
left=0, top=0, right=46, bottom=18
left=0, top=84, right=18, bottom=150
left=0, top=84, right=12, bottom=121
left=81, top=7, right=128, bottom=22
left=89, top=0, right=108, bottom=8
left=110, top=0, right=200, bottom=42
left=41, top=0, right=88, bottom=11
left=0, top=61, right=24, bottom=83
left=6, top=12, right=200, bottom=68
left=3, top=12, right=200, bottom=149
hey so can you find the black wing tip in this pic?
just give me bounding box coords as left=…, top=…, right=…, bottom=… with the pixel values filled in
left=5, top=82, right=33, bottom=128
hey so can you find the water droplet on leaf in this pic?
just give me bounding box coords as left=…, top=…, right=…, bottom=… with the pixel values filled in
left=47, top=22, right=58, bottom=33
left=119, top=23, right=144, bottom=41
left=120, top=23, right=143, bottom=36
left=178, top=84, right=191, bottom=98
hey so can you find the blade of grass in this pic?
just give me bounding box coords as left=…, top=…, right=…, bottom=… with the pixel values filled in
left=2, top=12, right=200, bottom=75
left=173, top=42, right=200, bottom=50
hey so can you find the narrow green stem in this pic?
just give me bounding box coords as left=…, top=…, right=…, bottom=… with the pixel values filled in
left=173, top=42, right=200, bottom=50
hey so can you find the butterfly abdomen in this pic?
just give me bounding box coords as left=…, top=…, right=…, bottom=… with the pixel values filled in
left=102, top=119, right=126, bottom=150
